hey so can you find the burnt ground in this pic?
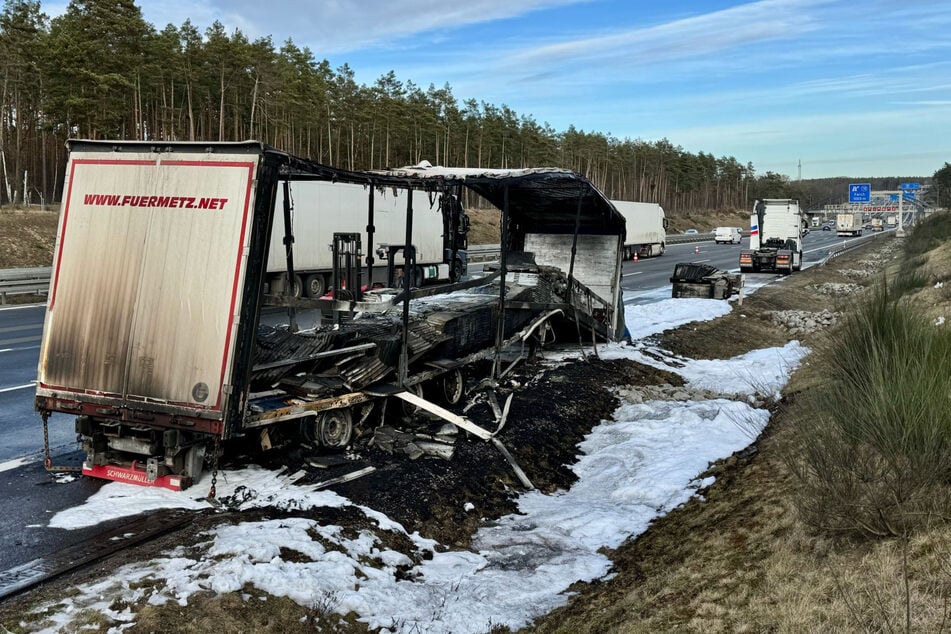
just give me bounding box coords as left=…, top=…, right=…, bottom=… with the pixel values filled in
left=235, top=356, right=682, bottom=549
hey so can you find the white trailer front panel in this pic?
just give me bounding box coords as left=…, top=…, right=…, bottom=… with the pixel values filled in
left=524, top=233, right=621, bottom=307
left=267, top=181, right=444, bottom=273
left=37, top=151, right=259, bottom=413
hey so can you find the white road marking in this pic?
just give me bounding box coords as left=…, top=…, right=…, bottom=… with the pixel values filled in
left=0, top=303, right=45, bottom=312
left=0, top=456, right=33, bottom=473
left=0, top=381, right=36, bottom=394
left=622, top=272, right=643, bottom=277
left=0, top=344, right=40, bottom=354
left=692, top=259, right=711, bottom=263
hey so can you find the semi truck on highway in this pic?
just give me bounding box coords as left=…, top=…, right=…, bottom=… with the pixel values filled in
left=267, top=180, right=469, bottom=298
left=34, top=140, right=627, bottom=491
left=886, top=214, right=898, bottom=228
left=870, top=217, right=884, bottom=231
left=739, top=198, right=804, bottom=274
left=836, top=212, right=863, bottom=237
left=610, top=200, right=667, bottom=259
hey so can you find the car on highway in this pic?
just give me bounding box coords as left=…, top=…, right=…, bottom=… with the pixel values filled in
left=822, top=224, right=832, bottom=231
left=684, top=228, right=699, bottom=235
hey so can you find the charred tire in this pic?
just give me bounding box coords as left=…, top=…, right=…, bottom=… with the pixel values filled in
left=452, top=258, right=464, bottom=282
left=313, top=409, right=353, bottom=448
left=401, top=383, right=425, bottom=418
left=305, top=273, right=327, bottom=298
left=438, top=368, right=465, bottom=406
left=414, top=266, right=425, bottom=287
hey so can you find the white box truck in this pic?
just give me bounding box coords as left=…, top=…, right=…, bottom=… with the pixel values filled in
left=611, top=200, right=667, bottom=259
left=268, top=181, right=468, bottom=297
left=836, top=212, right=863, bottom=237
left=739, top=199, right=804, bottom=274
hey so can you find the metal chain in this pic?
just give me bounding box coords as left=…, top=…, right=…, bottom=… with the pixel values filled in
left=41, top=411, right=82, bottom=473
left=207, top=434, right=221, bottom=500
left=42, top=411, right=52, bottom=470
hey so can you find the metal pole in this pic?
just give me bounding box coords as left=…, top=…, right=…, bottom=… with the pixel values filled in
left=567, top=188, right=586, bottom=357
left=366, top=184, right=375, bottom=289
left=897, top=189, right=905, bottom=238
left=398, top=188, right=414, bottom=387
left=492, top=186, right=510, bottom=380
left=281, top=180, right=298, bottom=332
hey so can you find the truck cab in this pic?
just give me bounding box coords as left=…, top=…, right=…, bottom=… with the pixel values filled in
left=739, top=199, right=804, bottom=274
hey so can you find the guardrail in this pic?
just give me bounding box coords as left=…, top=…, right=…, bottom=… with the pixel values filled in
left=821, top=230, right=892, bottom=266
left=467, top=244, right=501, bottom=263
left=0, top=267, right=51, bottom=304
left=468, top=233, right=714, bottom=262
left=666, top=233, right=715, bottom=245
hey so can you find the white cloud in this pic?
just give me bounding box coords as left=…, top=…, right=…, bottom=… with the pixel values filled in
left=138, top=0, right=587, bottom=52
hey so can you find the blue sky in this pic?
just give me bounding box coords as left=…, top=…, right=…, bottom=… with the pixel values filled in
left=54, top=0, right=951, bottom=178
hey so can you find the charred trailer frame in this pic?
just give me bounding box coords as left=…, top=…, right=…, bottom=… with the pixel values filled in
left=36, top=141, right=626, bottom=490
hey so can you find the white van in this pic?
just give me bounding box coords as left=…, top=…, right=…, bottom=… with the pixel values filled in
left=715, top=226, right=742, bottom=244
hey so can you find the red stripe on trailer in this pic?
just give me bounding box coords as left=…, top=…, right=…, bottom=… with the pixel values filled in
left=82, top=462, right=187, bottom=491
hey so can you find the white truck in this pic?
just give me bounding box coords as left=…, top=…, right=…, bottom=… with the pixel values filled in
left=836, top=212, right=863, bottom=237
left=886, top=214, right=898, bottom=228
left=739, top=199, right=804, bottom=274
left=870, top=217, right=884, bottom=231
left=611, top=200, right=667, bottom=259
left=268, top=180, right=468, bottom=297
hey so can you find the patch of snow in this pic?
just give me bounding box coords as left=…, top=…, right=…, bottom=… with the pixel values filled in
left=935, top=316, right=945, bottom=326
left=601, top=340, right=808, bottom=399
left=625, top=297, right=732, bottom=339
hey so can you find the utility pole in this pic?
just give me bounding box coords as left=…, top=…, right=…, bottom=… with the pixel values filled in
left=797, top=159, right=801, bottom=181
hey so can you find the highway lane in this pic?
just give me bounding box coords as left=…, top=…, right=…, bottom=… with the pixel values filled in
left=621, top=229, right=890, bottom=305
left=0, top=304, right=78, bottom=462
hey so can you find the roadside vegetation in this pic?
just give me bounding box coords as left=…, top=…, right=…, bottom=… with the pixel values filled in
left=530, top=219, right=951, bottom=633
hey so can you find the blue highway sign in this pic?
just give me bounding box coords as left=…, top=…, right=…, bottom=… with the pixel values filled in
left=849, top=183, right=871, bottom=203
left=900, top=183, right=921, bottom=190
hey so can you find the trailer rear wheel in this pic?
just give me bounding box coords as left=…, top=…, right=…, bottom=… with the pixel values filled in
left=314, top=409, right=353, bottom=448
left=305, top=273, right=327, bottom=298
left=283, top=273, right=303, bottom=298
left=183, top=444, right=206, bottom=480
left=438, top=368, right=465, bottom=405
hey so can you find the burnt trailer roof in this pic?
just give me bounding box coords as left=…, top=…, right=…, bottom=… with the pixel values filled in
left=279, top=155, right=625, bottom=237
left=67, top=140, right=624, bottom=238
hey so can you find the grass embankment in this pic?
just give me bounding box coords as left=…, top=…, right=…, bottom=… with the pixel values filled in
left=0, top=207, right=59, bottom=269
left=530, top=216, right=951, bottom=632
